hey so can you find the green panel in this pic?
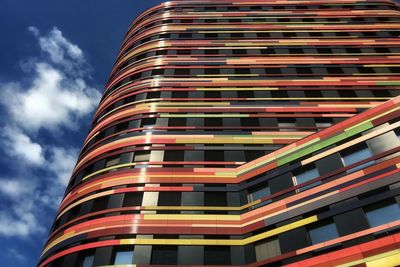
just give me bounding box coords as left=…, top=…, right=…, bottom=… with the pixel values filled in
left=344, top=121, right=373, bottom=136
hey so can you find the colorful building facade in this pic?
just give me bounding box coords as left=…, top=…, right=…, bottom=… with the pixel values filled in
left=39, top=0, right=400, bottom=266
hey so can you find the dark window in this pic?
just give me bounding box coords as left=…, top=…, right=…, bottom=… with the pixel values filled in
left=334, top=208, right=369, bottom=236
left=205, top=68, right=220, bottom=75
left=204, top=118, right=222, bottom=127
left=204, top=192, right=227, bottom=206
left=158, top=192, right=181, bottom=206
left=204, top=150, right=224, bottom=161
left=115, top=121, right=129, bottom=132
left=204, top=246, right=231, bottom=265
left=92, top=196, right=109, bottom=212
left=175, top=69, right=190, bottom=75
left=164, top=150, right=185, bottom=161
left=151, top=69, right=164, bottom=76
left=105, top=155, right=120, bottom=167
left=169, top=118, right=186, bottom=126
left=123, top=192, right=143, bottom=207
left=151, top=246, right=178, bottom=265
left=235, top=68, right=250, bottom=75
left=141, top=118, right=156, bottom=127
left=205, top=91, right=221, bottom=98
left=278, top=227, right=309, bottom=253
left=269, top=172, right=294, bottom=196
left=107, top=194, right=124, bottom=209
left=172, top=91, right=188, bottom=98
left=177, top=49, right=190, bottom=55
left=81, top=254, right=95, bottom=267
left=245, top=150, right=265, bottom=161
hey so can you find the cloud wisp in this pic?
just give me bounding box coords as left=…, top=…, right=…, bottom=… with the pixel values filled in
left=0, top=26, right=100, bottom=241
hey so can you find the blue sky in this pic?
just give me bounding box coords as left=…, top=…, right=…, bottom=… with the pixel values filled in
left=0, top=1, right=163, bottom=266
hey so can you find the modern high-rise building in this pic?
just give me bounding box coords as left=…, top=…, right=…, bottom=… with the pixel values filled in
left=38, top=0, right=400, bottom=266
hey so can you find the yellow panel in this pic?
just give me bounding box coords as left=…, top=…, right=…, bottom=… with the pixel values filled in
left=366, top=250, right=400, bottom=267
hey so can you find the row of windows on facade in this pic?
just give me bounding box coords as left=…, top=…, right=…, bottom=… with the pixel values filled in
left=125, top=30, right=399, bottom=53
left=84, top=117, right=336, bottom=153
left=116, top=66, right=400, bottom=81
left=131, top=3, right=396, bottom=28
left=85, top=117, right=399, bottom=181
left=86, top=117, right=336, bottom=150
left=190, top=4, right=397, bottom=11
left=75, top=126, right=400, bottom=212
left=130, top=16, right=398, bottom=37
left=134, top=3, right=397, bottom=21
left=48, top=197, right=400, bottom=267
left=73, top=148, right=272, bottom=185
left=119, top=46, right=400, bottom=72
left=109, top=65, right=400, bottom=93
left=101, top=87, right=397, bottom=108
left=248, top=129, right=400, bottom=205
left=64, top=130, right=400, bottom=226
left=55, top=190, right=238, bottom=229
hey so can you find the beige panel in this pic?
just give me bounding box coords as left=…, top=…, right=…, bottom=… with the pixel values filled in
left=255, top=238, right=281, bottom=261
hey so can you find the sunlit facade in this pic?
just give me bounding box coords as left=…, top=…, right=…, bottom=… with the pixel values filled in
left=39, top=0, right=400, bottom=266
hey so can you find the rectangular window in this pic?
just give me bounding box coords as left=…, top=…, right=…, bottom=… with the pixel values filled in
left=204, top=246, right=231, bottom=265
left=105, top=156, right=120, bottom=167
left=245, top=150, right=265, bottom=162
left=341, top=144, right=374, bottom=173
left=308, top=221, right=339, bottom=244
left=151, top=246, right=178, bottom=265
left=175, top=68, right=190, bottom=76
left=204, top=150, right=224, bottom=162
left=114, top=249, right=134, bottom=264
left=123, top=192, right=143, bottom=207
left=204, top=68, right=220, bottom=75
left=134, top=151, right=150, bottom=162
left=333, top=208, right=369, bottom=236
left=294, top=166, right=320, bottom=191
left=91, top=196, right=109, bottom=212
left=365, top=200, right=400, bottom=227
left=164, top=150, right=184, bottom=161
left=204, top=192, right=227, bottom=206
left=158, top=192, right=181, bottom=206
left=248, top=185, right=271, bottom=209
left=248, top=185, right=271, bottom=202
left=204, top=118, right=222, bottom=127
left=278, top=227, right=309, bottom=253
left=168, top=118, right=186, bottom=126
left=82, top=255, right=94, bottom=267
left=278, top=118, right=296, bottom=131
left=184, top=150, right=204, bottom=161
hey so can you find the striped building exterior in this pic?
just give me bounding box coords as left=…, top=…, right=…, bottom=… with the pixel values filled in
left=39, top=0, right=400, bottom=266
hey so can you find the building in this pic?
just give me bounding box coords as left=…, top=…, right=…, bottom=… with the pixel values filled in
left=38, top=0, right=400, bottom=266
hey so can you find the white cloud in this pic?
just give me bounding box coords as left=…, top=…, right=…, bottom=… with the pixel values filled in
left=2, top=127, right=45, bottom=165
left=0, top=198, right=45, bottom=237
left=2, top=62, right=100, bottom=131
left=28, top=26, right=84, bottom=66
left=0, top=26, right=100, bottom=240
left=48, top=146, right=78, bottom=186
left=0, top=179, right=29, bottom=198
